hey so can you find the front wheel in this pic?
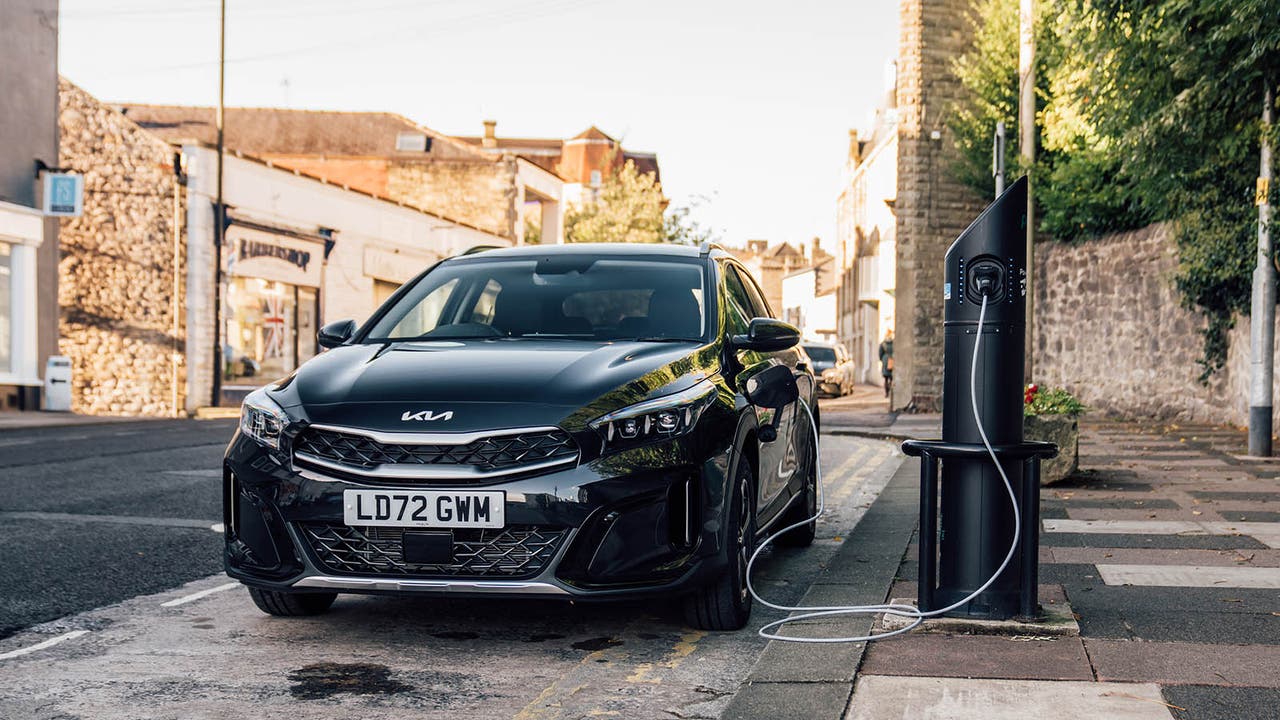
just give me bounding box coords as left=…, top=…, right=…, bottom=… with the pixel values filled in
left=683, top=459, right=756, bottom=631
left=247, top=586, right=337, bottom=617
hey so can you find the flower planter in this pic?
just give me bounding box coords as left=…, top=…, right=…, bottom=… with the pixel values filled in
left=1024, top=414, right=1079, bottom=486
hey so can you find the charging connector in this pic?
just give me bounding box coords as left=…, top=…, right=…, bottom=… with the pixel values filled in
left=746, top=293, right=1020, bottom=643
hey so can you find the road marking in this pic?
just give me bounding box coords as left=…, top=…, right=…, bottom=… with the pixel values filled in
left=0, top=438, right=36, bottom=447
left=163, top=470, right=222, bottom=478
left=0, top=511, right=221, bottom=531
left=626, top=630, right=707, bottom=684
left=1045, top=519, right=1280, bottom=547
left=1096, top=564, right=1280, bottom=589
left=0, top=630, right=89, bottom=661
left=160, top=582, right=239, bottom=608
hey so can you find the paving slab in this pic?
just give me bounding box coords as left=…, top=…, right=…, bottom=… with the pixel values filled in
left=1087, top=639, right=1280, bottom=687
left=1162, top=685, right=1280, bottom=720
left=722, top=681, right=853, bottom=720
left=859, top=634, right=1093, bottom=681
left=845, top=676, right=1175, bottom=720
left=1043, top=532, right=1268, bottom=550
left=1046, top=547, right=1280, bottom=568
left=1096, top=563, right=1280, bottom=589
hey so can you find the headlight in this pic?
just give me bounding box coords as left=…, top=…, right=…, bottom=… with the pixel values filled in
left=590, top=380, right=717, bottom=454
left=240, top=387, right=287, bottom=450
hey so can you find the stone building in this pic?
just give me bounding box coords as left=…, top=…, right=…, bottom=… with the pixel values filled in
left=58, top=83, right=506, bottom=415
left=889, top=0, right=988, bottom=411
left=116, top=106, right=566, bottom=246
left=0, top=0, right=60, bottom=410
left=833, top=0, right=986, bottom=408
left=454, top=122, right=661, bottom=207
left=780, top=257, right=837, bottom=343
left=735, top=240, right=810, bottom=316
left=836, top=60, right=899, bottom=386
left=58, top=81, right=188, bottom=416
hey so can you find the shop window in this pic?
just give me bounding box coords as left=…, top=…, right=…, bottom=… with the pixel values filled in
left=225, top=278, right=318, bottom=385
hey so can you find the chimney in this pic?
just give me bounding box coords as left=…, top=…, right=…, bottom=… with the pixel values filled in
left=482, top=119, right=497, bottom=148
left=747, top=239, right=768, bottom=255
left=848, top=129, right=861, bottom=165
left=811, top=237, right=822, bottom=262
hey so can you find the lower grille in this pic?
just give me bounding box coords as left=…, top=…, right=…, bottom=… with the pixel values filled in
left=299, top=524, right=566, bottom=579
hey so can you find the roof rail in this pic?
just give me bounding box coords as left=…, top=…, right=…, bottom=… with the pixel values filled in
left=460, top=244, right=503, bottom=256
left=699, top=241, right=726, bottom=256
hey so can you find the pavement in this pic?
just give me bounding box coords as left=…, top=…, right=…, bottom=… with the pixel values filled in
left=724, top=418, right=1280, bottom=720
left=3, top=403, right=1278, bottom=719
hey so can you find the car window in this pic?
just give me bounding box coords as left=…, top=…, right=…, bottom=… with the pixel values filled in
left=803, top=345, right=836, bottom=363
left=735, top=266, right=774, bottom=319
left=722, top=264, right=755, bottom=333
left=366, top=257, right=707, bottom=341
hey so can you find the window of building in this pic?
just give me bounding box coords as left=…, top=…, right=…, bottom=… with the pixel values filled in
left=0, top=243, right=10, bottom=374
left=224, top=278, right=318, bottom=385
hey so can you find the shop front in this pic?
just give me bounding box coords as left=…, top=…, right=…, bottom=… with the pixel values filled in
left=0, top=200, right=46, bottom=409
left=222, top=222, right=324, bottom=402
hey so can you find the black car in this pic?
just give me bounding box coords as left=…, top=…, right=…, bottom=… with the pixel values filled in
left=223, top=242, right=818, bottom=630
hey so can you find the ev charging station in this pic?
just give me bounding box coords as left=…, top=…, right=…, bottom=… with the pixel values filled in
left=748, top=176, right=1058, bottom=642
left=904, top=176, right=1057, bottom=620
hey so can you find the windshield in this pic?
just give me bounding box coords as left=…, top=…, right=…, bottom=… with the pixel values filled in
left=364, top=256, right=707, bottom=342
left=803, top=345, right=836, bottom=363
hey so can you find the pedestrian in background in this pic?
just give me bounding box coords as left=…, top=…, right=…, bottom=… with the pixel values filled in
left=879, top=329, right=894, bottom=398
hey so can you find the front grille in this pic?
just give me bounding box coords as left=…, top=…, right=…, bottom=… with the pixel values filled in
left=299, top=524, right=567, bottom=579
left=294, top=427, right=578, bottom=477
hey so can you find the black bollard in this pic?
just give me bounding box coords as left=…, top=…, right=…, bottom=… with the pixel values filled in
left=935, top=177, right=1028, bottom=619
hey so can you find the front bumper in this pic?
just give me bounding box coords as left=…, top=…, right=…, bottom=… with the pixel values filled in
left=222, top=427, right=735, bottom=600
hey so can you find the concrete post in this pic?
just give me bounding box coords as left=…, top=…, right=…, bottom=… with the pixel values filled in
left=1250, top=83, right=1275, bottom=457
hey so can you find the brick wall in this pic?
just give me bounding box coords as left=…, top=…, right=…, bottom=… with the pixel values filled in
left=58, top=81, right=187, bottom=416
left=386, top=157, right=516, bottom=239
left=892, top=0, right=989, bottom=411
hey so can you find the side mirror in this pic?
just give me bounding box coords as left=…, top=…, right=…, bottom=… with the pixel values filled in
left=731, top=318, right=801, bottom=353
left=318, top=319, right=357, bottom=349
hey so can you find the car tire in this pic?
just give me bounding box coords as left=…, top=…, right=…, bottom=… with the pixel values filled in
left=247, top=586, right=337, bottom=617
left=775, top=417, right=819, bottom=548
left=683, top=459, right=756, bottom=631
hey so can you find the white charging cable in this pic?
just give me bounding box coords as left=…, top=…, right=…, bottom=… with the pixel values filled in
left=746, top=293, right=1022, bottom=643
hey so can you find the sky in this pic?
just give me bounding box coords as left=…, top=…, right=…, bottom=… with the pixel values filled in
left=58, top=0, right=900, bottom=249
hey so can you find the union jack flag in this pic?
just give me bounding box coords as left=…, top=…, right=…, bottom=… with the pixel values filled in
left=262, top=295, right=287, bottom=360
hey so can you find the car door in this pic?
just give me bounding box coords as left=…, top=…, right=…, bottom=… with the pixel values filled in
left=722, top=263, right=805, bottom=519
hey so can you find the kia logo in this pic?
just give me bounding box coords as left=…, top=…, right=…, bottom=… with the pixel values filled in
left=401, top=410, right=454, bottom=422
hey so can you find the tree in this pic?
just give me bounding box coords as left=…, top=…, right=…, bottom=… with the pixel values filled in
left=951, top=0, right=1280, bottom=376
left=564, top=160, right=667, bottom=244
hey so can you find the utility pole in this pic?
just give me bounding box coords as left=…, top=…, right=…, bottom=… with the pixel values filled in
left=1018, top=0, right=1035, bottom=382
left=211, top=0, right=226, bottom=408
left=1249, top=82, right=1275, bottom=457
left=993, top=121, right=1007, bottom=196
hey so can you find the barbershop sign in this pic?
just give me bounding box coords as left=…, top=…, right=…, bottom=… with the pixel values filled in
left=226, top=224, right=324, bottom=288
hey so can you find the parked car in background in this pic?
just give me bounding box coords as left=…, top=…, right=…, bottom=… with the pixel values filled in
left=803, top=342, right=854, bottom=397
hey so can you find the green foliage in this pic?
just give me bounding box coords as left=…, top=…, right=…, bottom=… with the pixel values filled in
left=951, top=0, right=1280, bottom=377
left=1024, top=385, right=1086, bottom=416
left=523, top=212, right=542, bottom=245
left=564, top=160, right=667, bottom=244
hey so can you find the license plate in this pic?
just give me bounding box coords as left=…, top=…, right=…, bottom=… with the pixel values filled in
left=343, top=489, right=505, bottom=529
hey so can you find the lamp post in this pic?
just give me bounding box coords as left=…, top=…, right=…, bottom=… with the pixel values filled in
left=212, top=0, right=226, bottom=407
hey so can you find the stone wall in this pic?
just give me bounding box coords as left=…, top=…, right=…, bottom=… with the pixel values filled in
left=1034, top=223, right=1246, bottom=425
left=58, top=80, right=187, bottom=416
left=892, top=0, right=989, bottom=411
left=386, top=157, right=517, bottom=239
